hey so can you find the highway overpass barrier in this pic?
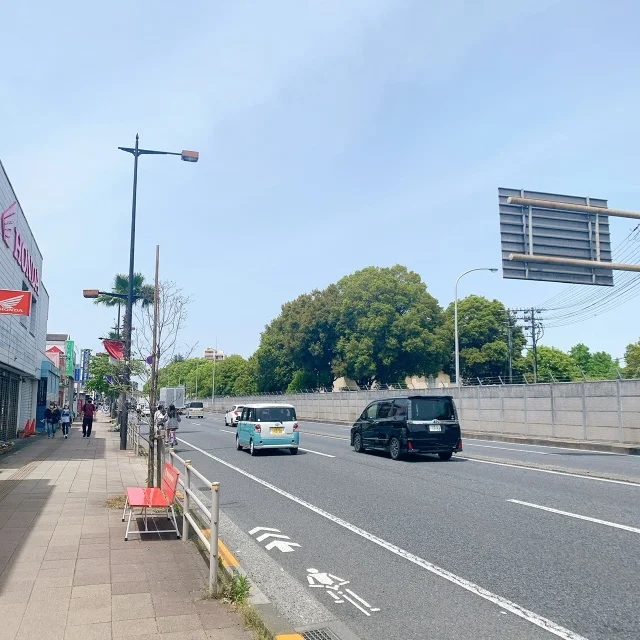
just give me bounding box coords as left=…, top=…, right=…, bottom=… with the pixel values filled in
left=208, top=379, right=640, bottom=447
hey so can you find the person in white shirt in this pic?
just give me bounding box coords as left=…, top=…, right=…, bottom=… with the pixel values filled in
left=60, top=405, right=71, bottom=439
left=154, top=404, right=168, bottom=441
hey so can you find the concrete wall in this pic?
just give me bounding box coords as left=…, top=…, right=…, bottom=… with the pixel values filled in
left=210, top=379, right=640, bottom=445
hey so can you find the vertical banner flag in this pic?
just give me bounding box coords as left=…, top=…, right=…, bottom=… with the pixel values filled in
left=74, top=368, right=80, bottom=382
left=82, top=349, right=90, bottom=382
left=65, top=340, right=74, bottom=377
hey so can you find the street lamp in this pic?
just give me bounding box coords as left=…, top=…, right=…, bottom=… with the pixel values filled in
left=454, top=268, right=498, bottom=388
left=117, top=135, right=199, bottom=450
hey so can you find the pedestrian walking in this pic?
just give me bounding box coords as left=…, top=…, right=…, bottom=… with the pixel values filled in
left=166, top=404, right=181, bottom=447
left=60, top=405, right=71, bottom=438
left=50, top=404, right=61, bottom=437
left=154, top=403, right=168, bottom=443
left=44, top=404, right=53, bottom=438
left=82, top=397, right=97, bottom=438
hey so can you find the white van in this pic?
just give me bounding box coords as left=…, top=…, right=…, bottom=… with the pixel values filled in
left=186, top=401, right=204, bottom=419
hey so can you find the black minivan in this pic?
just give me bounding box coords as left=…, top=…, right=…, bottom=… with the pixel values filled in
left=350, top=395, right=462, bottom=461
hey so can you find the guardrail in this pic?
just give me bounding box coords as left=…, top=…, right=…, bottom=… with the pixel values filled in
left=169, top=448, right=220, bottom=594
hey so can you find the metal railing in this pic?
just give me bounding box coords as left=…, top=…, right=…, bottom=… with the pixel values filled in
left=169, top=449, right=220, bottom=594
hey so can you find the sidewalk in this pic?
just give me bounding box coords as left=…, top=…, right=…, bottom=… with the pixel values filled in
left=0, top=415, right=254, bottom=640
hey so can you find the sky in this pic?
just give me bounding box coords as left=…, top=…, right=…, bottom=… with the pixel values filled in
left=2, top=0, right=640, bottom=365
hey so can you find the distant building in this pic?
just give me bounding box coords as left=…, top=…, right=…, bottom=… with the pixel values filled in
left=204, top=347, right=226, bottom=362
left=46, top=333, right=77, bottom=407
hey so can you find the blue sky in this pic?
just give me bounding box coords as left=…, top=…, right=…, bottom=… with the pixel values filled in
left=3, top=0, right=640, bottom=364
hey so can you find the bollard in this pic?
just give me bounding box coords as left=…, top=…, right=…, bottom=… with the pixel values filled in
left=183, top=461, right=191, bottom=541
left=210, top=482, right=220, bottom=595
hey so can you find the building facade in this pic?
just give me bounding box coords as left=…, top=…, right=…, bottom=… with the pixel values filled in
left=46, top=334, right=77, bottom=407
left=204, top=347, right=226, bottom=362
left=0, top=160, right=49, bottom=441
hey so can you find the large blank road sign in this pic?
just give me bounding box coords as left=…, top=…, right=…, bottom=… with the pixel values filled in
left=499, top=188, right=614, bottom=286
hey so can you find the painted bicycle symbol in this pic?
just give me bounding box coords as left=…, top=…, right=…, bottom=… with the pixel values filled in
left=306, top=568, right=380, bottom=616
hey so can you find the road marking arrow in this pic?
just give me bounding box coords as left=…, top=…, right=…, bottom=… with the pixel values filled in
left=256, top=532, right=291, bottom=543
left=265, top=540, right=301, bottom=552
left=249, top=526, right=281, bottom=535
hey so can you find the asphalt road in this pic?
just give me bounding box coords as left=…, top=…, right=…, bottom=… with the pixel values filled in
left=170, top=414, right=640, bottom=640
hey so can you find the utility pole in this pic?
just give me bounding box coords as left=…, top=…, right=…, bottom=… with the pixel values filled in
left=505, top=310, right=514, bottom=384
left=511, top=308, right=545, bottom=383
left=211, top=337, right=217, bottom=412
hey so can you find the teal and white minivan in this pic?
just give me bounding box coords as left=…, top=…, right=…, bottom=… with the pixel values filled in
left=236, top=403, right=299, bottom=456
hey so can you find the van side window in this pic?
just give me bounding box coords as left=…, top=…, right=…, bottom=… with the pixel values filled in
left=247, top=408, right=256, bottom=421
left=240, top=408, right=247, bottom=421
left=391, top=400, right=407, bottom=417
left=365, top=403, right=378, bottom=420
left=377, top=402, right=393, bottom=419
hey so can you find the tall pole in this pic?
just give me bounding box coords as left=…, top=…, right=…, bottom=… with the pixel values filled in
left=506, top=310, right=513, bottom=384
left=147, top=245, right=160, bottom=487
left=116, top=303, right=121, bottom=339
left=120, top=133, right=140, bottom=450
left=211, top=337, right=217, bottom=411
left=531, top=307, right=538, bottom=384
left=454, top=268, right=498, bottom=388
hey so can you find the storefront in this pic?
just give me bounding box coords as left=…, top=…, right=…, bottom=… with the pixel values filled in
left=0, top=160, right=49, bottom=441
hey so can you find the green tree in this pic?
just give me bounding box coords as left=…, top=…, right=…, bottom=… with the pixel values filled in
left=440, top=296, right=526, bottom=382
left=569, top=343, right=618, bottom=380
left=623, top=339, right=640, bottom=378
left=332, top=265, right=444, bottom=387
left=521, top=345, right=581, bottom=382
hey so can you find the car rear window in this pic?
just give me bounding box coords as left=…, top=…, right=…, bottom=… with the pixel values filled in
left=256, top=407, right=296, bottom=422
left=190, top=402, right=203, bottom=409
left=410, top=398, right=455, bottom=421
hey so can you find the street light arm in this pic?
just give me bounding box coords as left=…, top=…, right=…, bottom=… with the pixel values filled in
left=118, top=147, right=182, bottom=157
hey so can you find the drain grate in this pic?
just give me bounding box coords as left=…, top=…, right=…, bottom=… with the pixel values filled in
left=302, top=629, right=342, bottom=640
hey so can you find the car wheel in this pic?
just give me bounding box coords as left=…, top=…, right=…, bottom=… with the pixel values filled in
left=389, top=437, right=403, bottom=461
left=353, top=432, right=364, bottom=453
left=224, top=418, right=228, bottom=426
left=250, top=439, right=258, bottom=456
left=290, top=447, right=298, bottom=455
left=438, top=451, right=453, bottom=461
left=236, top=436, right=242, bottom=451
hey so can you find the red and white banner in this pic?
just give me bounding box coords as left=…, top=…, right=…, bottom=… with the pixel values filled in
left=103, top=339, right=124, bottom=360
left=0, top=289, right=31, bottom=315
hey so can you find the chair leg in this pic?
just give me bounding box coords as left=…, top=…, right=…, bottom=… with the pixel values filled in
left=143, top=507, right=148, bottom=531
left=125, top=507, right=133, bottom=541
left=169, top=505, right=180, bottom=538
left=121, top=497, right=128, bottom=522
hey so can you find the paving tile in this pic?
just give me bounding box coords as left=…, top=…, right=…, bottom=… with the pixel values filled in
left=156, top=614, right=203, bottom=634
left=0, top=589, right=33, bottom=605
left=44, top=549, right=78, bottom=561
left=72, top=572, right=110, bottom=587
left=199, top=611, right=249, bottom=631
left=33, top=574, right=73, bottom=588
left=71, top=583, right=111, bottom=599
left=161, top=631, right=207, bottom=640
left=111, top=571, right=146, bottom=584
left=152, top=594, right=197, bottom=616
left=111, top=581, right=150, bottom=595
left=205, top=629, right=253, bottom=640
left=66, top=598, right=112, bottom=626
left=40, top=558, right=77, bottom=571
left=37, top=565, right=75, bottom=579
left=111, top=592, right=154, bottom=621
left=63, top=622, right=112, bottom=640
left=29, top=584, right=72, bottom=599
left=111, top=617, right=158, bottom=637
left=75, top=557, right=109, bottom=572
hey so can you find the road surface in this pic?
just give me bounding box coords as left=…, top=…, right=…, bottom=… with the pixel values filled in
left=168, top=414, right=640, bottom=640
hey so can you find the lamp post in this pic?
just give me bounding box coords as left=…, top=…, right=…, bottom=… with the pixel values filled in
left=117, top=136, right=198, bottom=450
left=454, top=268, right=498, bottom=388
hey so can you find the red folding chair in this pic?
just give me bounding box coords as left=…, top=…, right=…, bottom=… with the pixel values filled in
left=122, top=462, right=181, bottom=541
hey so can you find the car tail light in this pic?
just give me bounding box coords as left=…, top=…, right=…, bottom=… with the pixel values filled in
left=234, top=411, right=238, bottom=416
left=457, top=438, right=463, bottom=451
left=293, top=423, right=299, bottom=431
left=255, top=424, right=261, bottom=432
left=407, top=441, right=413, bottom=451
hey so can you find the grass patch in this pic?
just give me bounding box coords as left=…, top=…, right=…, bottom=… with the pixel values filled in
left=237, top=602, right=273, bottom=640
left=105, top=495, right=126, bottom=509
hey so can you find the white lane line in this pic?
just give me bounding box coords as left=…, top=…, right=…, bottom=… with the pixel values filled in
left=466, top=438, right=625, bottom=456
left=466, top=444, right=550, bottom=456
left=178, top=437, right=587, bottom=640
left=508, top=499, right=640, bottom=534
left=461, top=457, right=640, bottom=487
left=303, top=432, right=349, bottom=441
left=298, top=448, right=335, bottom=458
left=220, top=429, right=236, bottom=434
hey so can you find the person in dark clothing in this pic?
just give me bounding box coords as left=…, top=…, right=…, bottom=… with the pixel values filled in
left=82, top=398, right=97, bottom=437
left=44, top=405, right=53, bottom=438
left=50, top=405, right=61, bottom=437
